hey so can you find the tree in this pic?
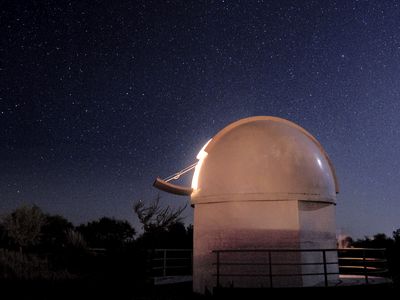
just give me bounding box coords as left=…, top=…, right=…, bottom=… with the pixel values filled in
left=371, top=233, right=394, bottom=248
left=133, top=196, right=189, bottom=248
left=393, top=228, right=400, bottom=243
left=352, top=233, right=394, bottom=249
left=65, top=228, right=87, bottom=251
left=77, top=217, right=136, bottom=249
left=2, top=205, right=45, bottom=252
left=133, top=195, right=186, bottom=233
left=39, top=214, right=74, bottom=252
left=0, top=222, right=9, bottom=248
left=165, top=222, right=193, bottom=248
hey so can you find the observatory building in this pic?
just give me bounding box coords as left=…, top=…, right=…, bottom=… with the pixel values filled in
left=154, top=116, right=339, bottom=293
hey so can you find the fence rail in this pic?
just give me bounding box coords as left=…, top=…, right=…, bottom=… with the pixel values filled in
left=149, top=248, right=388, bottom=288
left=337, top=248, right=388, bottom=285
left=150, top=249, right=192, bottom=278
left=212, top=248, right=388, bottom=288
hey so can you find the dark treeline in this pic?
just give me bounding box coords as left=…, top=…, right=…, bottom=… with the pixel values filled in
left=0, top=198, right=192, bottom=290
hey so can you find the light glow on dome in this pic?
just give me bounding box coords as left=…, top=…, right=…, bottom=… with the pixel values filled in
left=191, top=139, right=212, bottom=190
left=316, top=157, right=323, bottom=169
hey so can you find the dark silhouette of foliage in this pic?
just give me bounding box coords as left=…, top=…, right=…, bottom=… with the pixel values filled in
left=165, top=222, right=192, bottom=248
left=133, top=195, right=187, bottom=232
left=65, top=229, right=87, bottom=251
left=0, top=223, right=9, bottom=248
left=77, top=217, right=136, bottom=249
left=393, top=228, right=400, bottom=243
left=1, top=205, right=46, bottom=252
left=133, top=196, right=190, bottom=249
left=351, top=233, right=394, bottom=249
left=39, top=214, right=74, bottom=252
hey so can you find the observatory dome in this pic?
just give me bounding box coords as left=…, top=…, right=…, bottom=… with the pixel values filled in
left=191, top=116, right=339, bottom=204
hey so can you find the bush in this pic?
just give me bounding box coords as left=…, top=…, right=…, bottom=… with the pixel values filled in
left=0, top=248, right=74, bottom=280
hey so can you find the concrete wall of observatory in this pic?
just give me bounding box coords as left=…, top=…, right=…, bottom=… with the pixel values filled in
left=298, top=201, right=338, bottom=286
left=193, top=200, right=303, bottom=293
left=193, top=200, right=338, bottom=293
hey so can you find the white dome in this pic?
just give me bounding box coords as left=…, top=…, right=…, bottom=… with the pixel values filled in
left=191, top=116, right=338, bottom=204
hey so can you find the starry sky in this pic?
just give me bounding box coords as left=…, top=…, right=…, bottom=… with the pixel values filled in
left=1, top=0, right=400, bottom=238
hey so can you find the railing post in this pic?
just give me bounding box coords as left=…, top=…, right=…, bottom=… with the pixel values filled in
left=163, top=249, right=167, bottom=277
left=268, top=251, right=273, bottom=288
left=322, top=250, right=328, bottom=287
left=363, top=250, right=369, bottom=285
left=216, top=251, right=220, bottom=288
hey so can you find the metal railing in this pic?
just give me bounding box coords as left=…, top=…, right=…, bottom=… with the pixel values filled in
left=149, top=247, right=388, bottom=287
left=212, top=248, right=388, bottom=288
left=150, top=249, right=192, bottom=278
left=338, top=248, right=388, bottom=284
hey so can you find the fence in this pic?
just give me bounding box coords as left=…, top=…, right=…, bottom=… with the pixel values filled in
left=212, top=248, right=388, bottom=288
left=338, top=248, right=388, bottom=284
left=150, top=249, right=192, bottom=278
left=150, top=248, right=388, bottom=287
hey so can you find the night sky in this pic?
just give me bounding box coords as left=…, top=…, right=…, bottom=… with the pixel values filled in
left=1, top=0, right=400, bottom=238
